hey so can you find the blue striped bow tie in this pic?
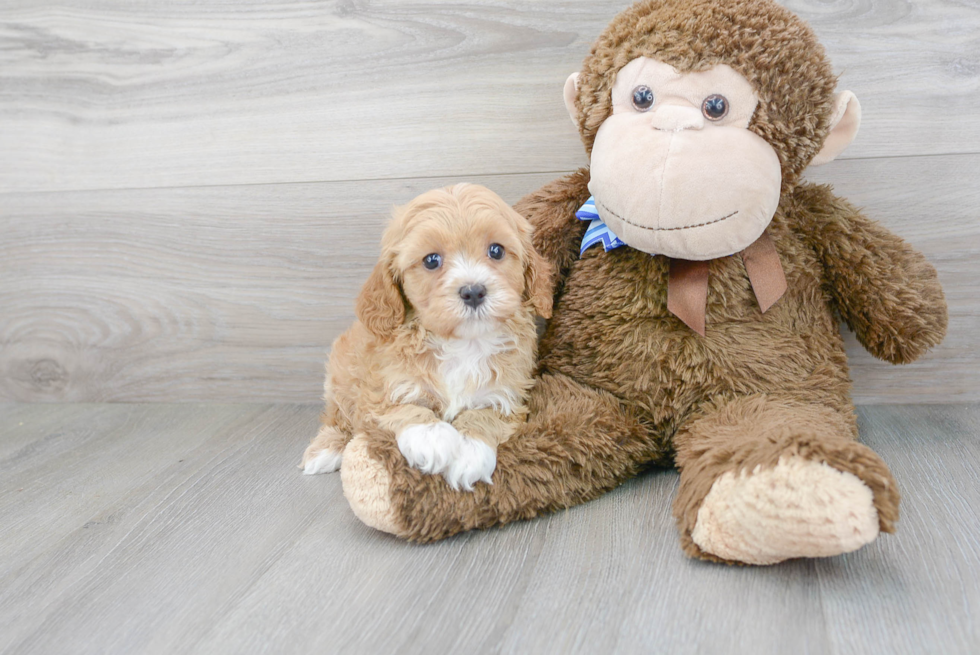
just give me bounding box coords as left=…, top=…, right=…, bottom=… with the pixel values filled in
left=576, top=196, right=627, bottom=255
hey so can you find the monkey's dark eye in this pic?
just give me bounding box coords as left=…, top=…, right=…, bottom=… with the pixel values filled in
left=422, top=253, right=442, bottom=270
left=488, top=243, right=505, bottom=260
left=631, top=85, right=655, bottom=111
left=702, top=94, right=729, bottom=120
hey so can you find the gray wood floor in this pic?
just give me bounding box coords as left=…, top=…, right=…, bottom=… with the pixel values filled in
left=1, top=403, right=978, bottom=655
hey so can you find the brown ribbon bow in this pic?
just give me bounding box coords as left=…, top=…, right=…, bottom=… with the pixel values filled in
left=666, top=231, right=787, bottom=336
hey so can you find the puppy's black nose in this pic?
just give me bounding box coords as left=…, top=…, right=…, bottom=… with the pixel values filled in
left=459, top=284, right=487, bottom=309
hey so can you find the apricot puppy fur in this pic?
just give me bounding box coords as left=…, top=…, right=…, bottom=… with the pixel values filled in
left=301, top=183, right=552, bottom=490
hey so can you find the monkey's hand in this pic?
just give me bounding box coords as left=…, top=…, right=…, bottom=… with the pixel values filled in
left=793, top=184, right=947, bottom=364
left=514, top=168, right=592, bottom=294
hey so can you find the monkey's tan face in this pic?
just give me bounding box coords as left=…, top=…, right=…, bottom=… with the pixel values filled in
left=582, top=58, right=782, bottom=261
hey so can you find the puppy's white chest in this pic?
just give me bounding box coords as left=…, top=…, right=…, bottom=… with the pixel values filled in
left=433, top=335, right=516, bottom=420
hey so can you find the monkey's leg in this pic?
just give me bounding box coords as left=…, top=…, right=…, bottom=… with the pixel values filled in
left=672, top=395, right=899, bottom=565
left=340, top=372, right=666, bottom=541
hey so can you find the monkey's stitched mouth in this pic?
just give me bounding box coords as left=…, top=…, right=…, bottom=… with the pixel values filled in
left=595, top=198, right=739, bottom=232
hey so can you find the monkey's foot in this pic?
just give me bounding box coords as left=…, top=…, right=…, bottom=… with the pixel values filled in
left=690, top=456, right=880, bottom=565
left=340, top=435, right=404, bottom=536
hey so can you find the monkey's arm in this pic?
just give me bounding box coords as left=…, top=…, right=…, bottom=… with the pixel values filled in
left=793, top=184, right=947, bottom=364
left=514, top=168, right=592, bottom=292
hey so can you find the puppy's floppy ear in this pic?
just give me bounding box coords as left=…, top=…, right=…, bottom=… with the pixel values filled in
left=524, top=247, right=554, bottom=319
left=356, top=257, right=406, bottom=338
left=505, top=202, right=554, bottom=319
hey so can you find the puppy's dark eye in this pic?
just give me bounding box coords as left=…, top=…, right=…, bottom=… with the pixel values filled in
left=422, top=253, right=442, bottom=270
left=488, top=243, right=505, bottom=260
left=702, top=94, right=729, bottom=120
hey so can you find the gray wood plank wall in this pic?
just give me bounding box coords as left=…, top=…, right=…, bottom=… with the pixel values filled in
left=1, top=0, right=977, bottom=403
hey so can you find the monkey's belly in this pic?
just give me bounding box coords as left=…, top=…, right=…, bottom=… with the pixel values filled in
left=538, top=247, right=852, bottom=426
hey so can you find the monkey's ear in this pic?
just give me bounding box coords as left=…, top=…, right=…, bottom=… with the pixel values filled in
left=524, top=248, right=554, bottom=319
left=811, top=91, right=861, bottom=166
left=563, top=72, right=581, bottom=127
left=355, top=259, right=406, bottom=339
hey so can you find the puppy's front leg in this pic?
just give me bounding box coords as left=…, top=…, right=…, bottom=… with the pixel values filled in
left=447, top=408, right=521, bottom=491
left=379, top=405, right=469, bottom=487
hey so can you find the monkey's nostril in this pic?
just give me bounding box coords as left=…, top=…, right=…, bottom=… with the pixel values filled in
left=459, top=284, right=487, bottom=309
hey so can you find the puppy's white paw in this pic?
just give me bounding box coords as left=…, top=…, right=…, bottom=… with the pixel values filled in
left=397, top=422, right=463, bottom=475
left=445, top=436, right=496, bottom=491
left=303, top=448, right=343, bottom=475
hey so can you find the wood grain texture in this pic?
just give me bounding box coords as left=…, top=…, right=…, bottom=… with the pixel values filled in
left=0, top=173, right=557, bottom=403
left=0, top=0, right=977, bottom=193
left=2, top=155, right=976, bottom=404
left=0, top=403, right=977, bottom=654
left=1, top=0, right=977, bottom=403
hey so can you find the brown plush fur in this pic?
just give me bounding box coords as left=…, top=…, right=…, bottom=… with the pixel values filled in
left=672, top=394, right=899, bottom=562
left=359, top=371, right=663, bottom=540
left=340, top=0, right=947, bottom=559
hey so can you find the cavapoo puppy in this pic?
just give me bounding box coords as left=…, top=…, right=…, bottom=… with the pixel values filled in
left=301, top=183, right=552, bottom=490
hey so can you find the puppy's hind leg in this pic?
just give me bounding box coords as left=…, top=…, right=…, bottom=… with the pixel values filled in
left=301, top=424, right=347, bottom=475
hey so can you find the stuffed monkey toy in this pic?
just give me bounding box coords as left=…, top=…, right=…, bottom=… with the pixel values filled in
left=337, top=0, right=947, bottom=564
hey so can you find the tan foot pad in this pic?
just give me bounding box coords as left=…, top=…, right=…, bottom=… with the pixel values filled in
left=691, top=455, right=880, bottom=565
left=340, top=435, right=403, bottom=537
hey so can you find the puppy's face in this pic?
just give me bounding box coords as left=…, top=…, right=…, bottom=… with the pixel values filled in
left=356, top=184, right=552, bottom=341
left=397, top=199, right=525, bottom=339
